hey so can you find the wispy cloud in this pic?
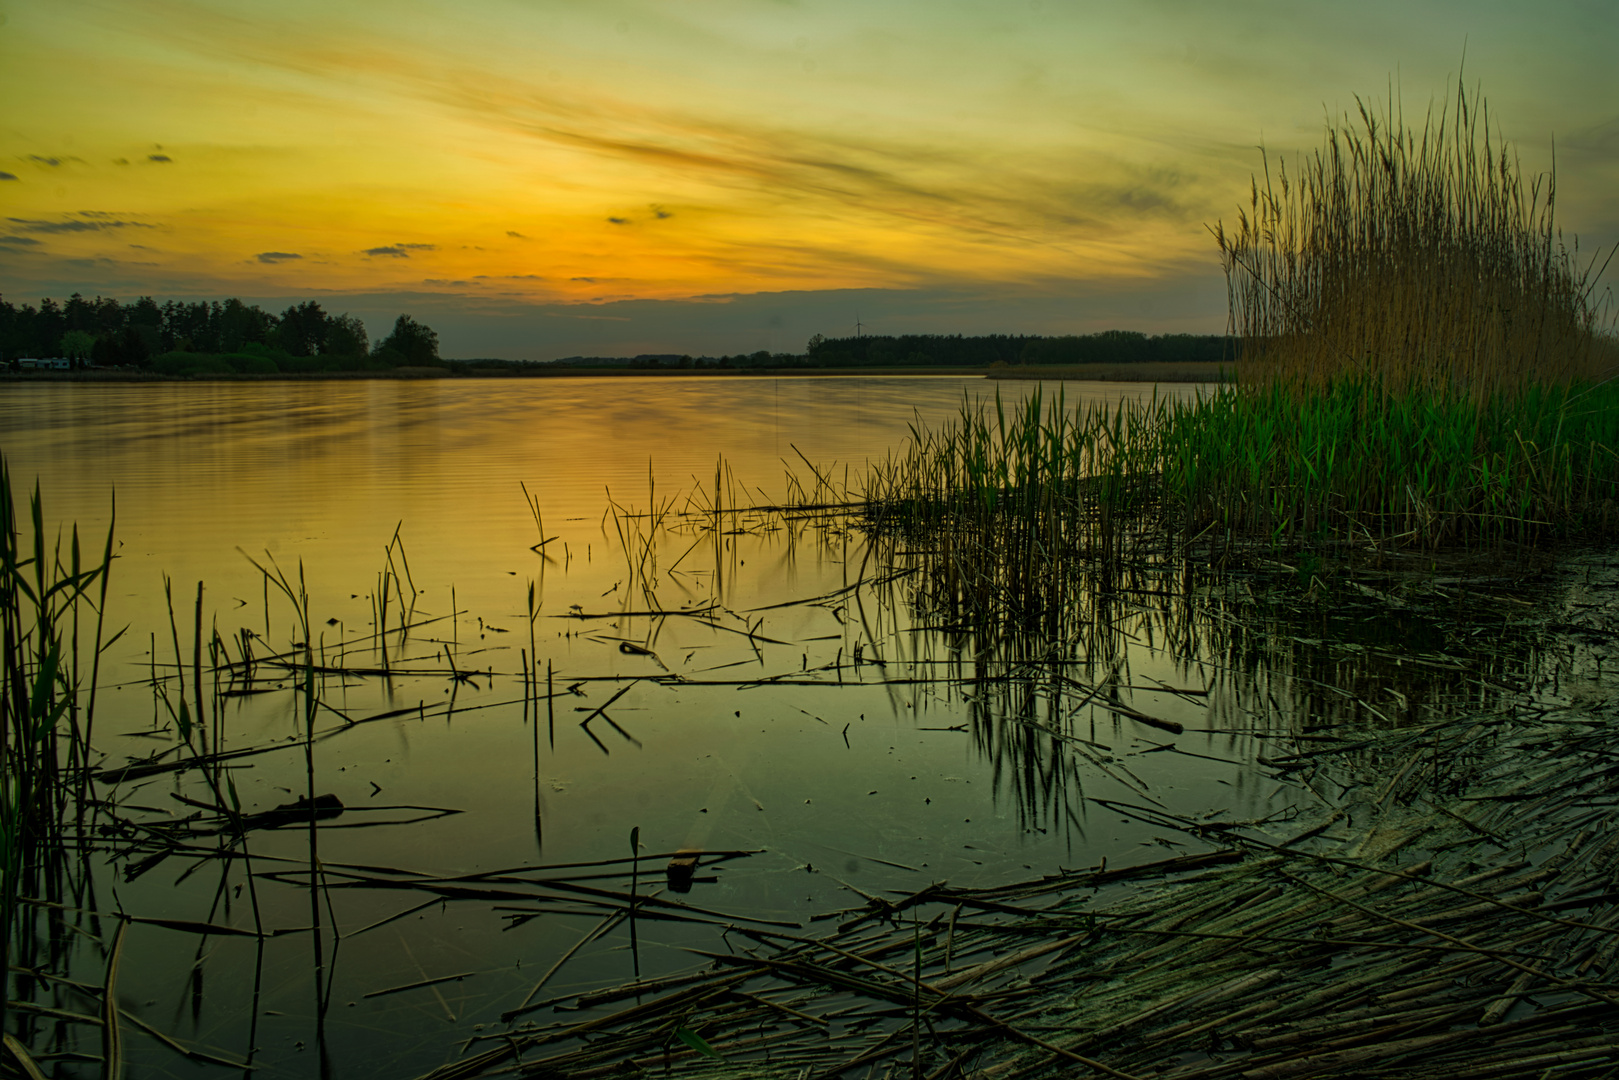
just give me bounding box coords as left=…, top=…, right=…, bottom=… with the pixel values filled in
left=364, top=241, right=437, bottom=257
left=12, top=0, right=1607, bottom=311
left=8, top=215, right=152, bottom=234
left=0, top=173, right=17, bottom=181
left=0, top=236, right=42, bottom=247
left=89, top=10, right=1229, bottom=278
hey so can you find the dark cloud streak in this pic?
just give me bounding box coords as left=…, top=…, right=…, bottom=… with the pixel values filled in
left=8, top=216, right=151, bottom=234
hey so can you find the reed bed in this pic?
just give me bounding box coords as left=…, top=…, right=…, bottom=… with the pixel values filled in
left=1216, top=79, right=1614, bottom=397
left=863, top=372, right=1619, bottom=587
left=1161, top=376, right=1619, bottom=546
left=866, top=80, right=1618, bottom=566
left=1204, top=78, right=1618, bottom=543
left=416, top=556, right=1619, bottom=1080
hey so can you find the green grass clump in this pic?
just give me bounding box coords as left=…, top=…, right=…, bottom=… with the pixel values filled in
left=1162, top=377, right=1619, bottom=546
left=867, top=375, right=1619, bottom=575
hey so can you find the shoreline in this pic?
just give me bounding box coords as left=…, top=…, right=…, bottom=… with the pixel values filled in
left=0, top=361, right=1233, bottom=384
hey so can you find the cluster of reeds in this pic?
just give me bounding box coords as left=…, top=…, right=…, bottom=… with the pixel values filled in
left=0, top=457, right=116, bottom=1042
left=864, top=372, right=1619, bottom=587
left=1196, top=79, right=1619, bottom=544
left=866, top=80, right=1618, bottom=575
left=1215, top=78, right=1614, bottom=397
left=861, top=387, right=1169, bottom=628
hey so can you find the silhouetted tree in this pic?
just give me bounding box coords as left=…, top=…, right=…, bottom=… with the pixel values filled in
left=116, top=324, right=151, bottom=367
left=375, top=315, right=439, bottom=365
left=324, top=313, right=369, bottom=358
left=63, top=293, right=97, bottom=335
left=219, top=298, right=275, bottom=352
left=275, top=300, right=329, bottom=357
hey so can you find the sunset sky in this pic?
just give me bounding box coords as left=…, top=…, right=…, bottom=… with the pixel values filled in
left=2, top=1, right=1615, bottom=358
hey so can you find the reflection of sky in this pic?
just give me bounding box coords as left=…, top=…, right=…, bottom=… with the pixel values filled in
left=0, top=376, right=1207, bottom=633
left=2, top=2, right=1613, bottom=354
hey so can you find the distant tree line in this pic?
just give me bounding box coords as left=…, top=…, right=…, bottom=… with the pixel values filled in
left=552, top=333, right=1236, bottom=371
left=802, top=331, right=1235, bottom=368
left=0, top=293, right=439, bottom=373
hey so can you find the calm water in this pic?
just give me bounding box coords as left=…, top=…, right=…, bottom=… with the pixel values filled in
left=0, top=375, right=1538, bottom=1078
left=2, top=376, right=1198, bottom=620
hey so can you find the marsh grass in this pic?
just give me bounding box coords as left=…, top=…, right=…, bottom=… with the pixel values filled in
left=1163, top=377, right=1619, bottom=546
left=1198, top=79, right=1619, bottom=542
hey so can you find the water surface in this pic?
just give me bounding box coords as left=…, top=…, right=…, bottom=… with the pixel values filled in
left=1, top=375, right=1541, bottom=1078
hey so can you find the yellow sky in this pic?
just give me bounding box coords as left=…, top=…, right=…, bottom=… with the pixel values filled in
left=2, top=0, right=1615, bottom=343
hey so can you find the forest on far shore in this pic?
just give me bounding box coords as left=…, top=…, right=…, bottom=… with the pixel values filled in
left=800, top=330, right=1233, bottom=368
left=2, top=291, right=1235, bottom=375
left=0, top=293, right=439, bottom=374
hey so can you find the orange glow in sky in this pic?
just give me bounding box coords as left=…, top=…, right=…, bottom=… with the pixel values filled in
left=2, top=0, right=1614, bottom=349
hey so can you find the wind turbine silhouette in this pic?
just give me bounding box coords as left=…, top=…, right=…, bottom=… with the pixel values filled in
left=855, top=312, right=864, bottom=339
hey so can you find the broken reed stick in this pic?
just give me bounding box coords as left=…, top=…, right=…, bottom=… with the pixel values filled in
left=101, top=918, right=127, bottom=1080
left=628, top=826, right=640, bottom=981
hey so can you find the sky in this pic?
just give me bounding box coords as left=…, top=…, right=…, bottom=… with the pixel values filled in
left=2, top=0, right=1615, bottom=359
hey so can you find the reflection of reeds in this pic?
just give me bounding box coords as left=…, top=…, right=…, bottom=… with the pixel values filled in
left=862, top=405, right=1550, bottom=836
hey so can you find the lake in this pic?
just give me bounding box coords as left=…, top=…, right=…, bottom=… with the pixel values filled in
left=0, top=375, right=1549, bottom=1078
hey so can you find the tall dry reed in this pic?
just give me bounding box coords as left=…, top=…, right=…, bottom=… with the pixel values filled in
left=1215, top=78, right=1614, bottom=398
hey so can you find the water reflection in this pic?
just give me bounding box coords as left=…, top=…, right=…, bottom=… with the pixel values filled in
left=0, top=378, right=1566, bottom=1078
left=869, top=511, right=1550, bottom=840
